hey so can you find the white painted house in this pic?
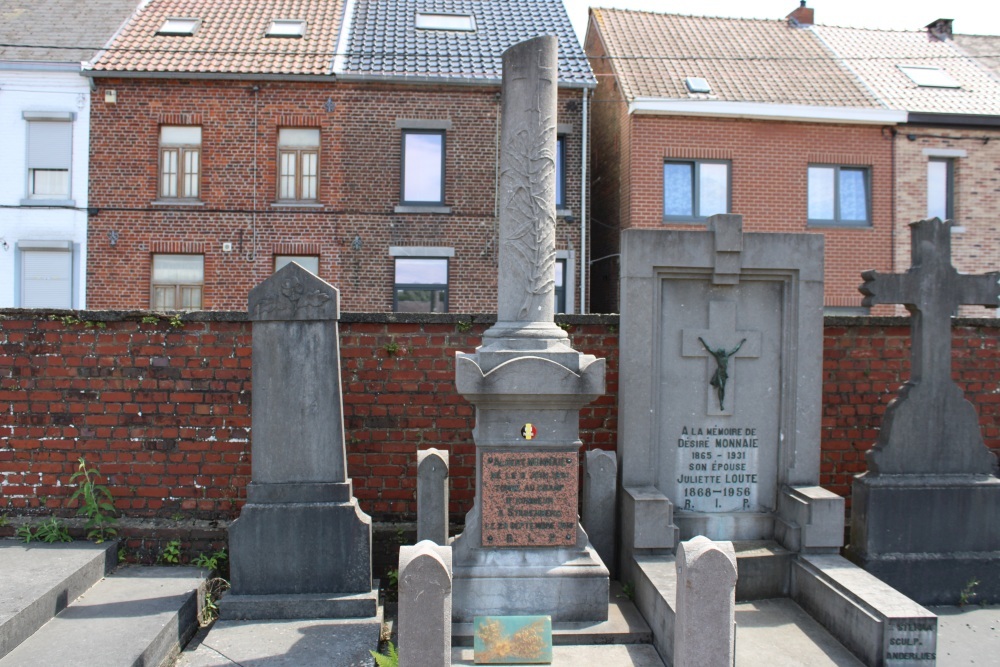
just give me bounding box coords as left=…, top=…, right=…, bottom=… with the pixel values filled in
left=0, top=0, right=138, bottom=308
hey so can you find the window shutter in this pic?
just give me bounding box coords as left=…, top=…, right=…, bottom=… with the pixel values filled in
left=27, top=121, right=72, bottom=169
left=22, top=249, right=72, bottom=308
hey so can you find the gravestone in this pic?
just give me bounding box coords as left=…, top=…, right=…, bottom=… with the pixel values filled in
left=616, top=215, right=935, bottom=666
left=417, top=448, right=449, bottom=545
left=222, top=262, right=377, bottom=620
left=674, top=536, right=737, bottom=667
left=847, top=218, right=1000, bottom=605
left=582, top=449, right=617, bottom=577
left=399, top=541, right=452, bottom=667
left=451, top=35, right=608, bottom=622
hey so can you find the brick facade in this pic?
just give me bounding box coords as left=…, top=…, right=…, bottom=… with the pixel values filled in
left=3, top=311, right=997, bottom=522
left=86, top=78, right=587, bottom=313
left=893, top=126, right=1000, bottom=317
left=586, top=29, right=895, bottom=314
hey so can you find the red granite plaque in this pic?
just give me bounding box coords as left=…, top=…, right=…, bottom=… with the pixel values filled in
left=481, top=450, right=578, bottom=547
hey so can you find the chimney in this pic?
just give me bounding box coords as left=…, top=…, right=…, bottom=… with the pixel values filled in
left=787, top=1, right=814, bottom=27
left=925, top=18, right=953, bottom=41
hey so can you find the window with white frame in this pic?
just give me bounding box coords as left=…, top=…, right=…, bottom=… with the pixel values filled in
left=663, top=160, right=729, bottom=221
left=554, top=257, right=567, bottom=314
left=555, top=136, right=566, bottom=209
left=277, top=129, right=319, bottom=201
left=151, top=254, right=203, bottom=310
left=274, top=255, right=319, bottom=274
left=807, top=165, right=870, bottom=226
left=401, top=130, right=445, bottom=205
left=24, top=113, right=73, bottom=201
left=927, top=158, right=953, bottom=221
left=394, top=257, right=448, bottom=312
left=159, top=126, right=201, bottom=199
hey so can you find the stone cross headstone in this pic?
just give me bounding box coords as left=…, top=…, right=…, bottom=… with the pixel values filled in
left=399, top=541, right=452, bottom=667
left=674, top=536, right=737, bottom=667
left=451, top=35, right=609, bottom=622
left=849, top=218, right=1000, bottom=605
left=222, top=262, right=376, bottom=620
left=417, top=448, right=449, bottom=545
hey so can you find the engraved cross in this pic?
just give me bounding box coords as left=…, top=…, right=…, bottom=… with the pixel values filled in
left=682, top=301, right=762, bottom=416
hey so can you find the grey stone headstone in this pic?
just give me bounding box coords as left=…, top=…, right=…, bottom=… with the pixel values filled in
left=417, top=448, right=449, bottom=545
left=674, top=536, right=737, bottom=667
left=225, top=263, right=374, bottom=618
left=399, top=541, right=453, bottom=667
left=582, top=449, right=617, bottom=576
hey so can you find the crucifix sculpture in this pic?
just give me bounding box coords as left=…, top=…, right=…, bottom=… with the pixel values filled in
left=859, top=218, right=1000, bottom=475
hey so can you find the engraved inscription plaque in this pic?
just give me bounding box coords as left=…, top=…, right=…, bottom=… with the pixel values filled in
left=481, top=451, right=578, bottom=547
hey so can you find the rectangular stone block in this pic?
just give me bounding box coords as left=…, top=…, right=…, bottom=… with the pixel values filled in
left=582, top=449, right=617, bottom=576
left=776, top=485, right=845, bottom=552
left=399, top=542, right=452, bottom=667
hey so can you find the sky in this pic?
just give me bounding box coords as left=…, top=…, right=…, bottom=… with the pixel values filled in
left=563, top=0, right=1000, bottom=44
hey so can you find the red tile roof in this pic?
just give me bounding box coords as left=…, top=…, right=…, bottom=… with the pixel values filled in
left=589, top=8, right=881, bottom=108
left=90, top=0, right=345, bottom=75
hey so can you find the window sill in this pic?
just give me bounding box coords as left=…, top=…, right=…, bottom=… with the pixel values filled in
left=20, top=198, right=76, bottom=207
left=807, top=220, right=872, bottom=229
left=395, top=205, right=452, bottom=214
left=271, top=202, right=323, bottom=208
left=557, top=208, right=573, bottom=218
left=151, top=199, right=205, bottom=206
left=662, top=217, right=709, bottom=225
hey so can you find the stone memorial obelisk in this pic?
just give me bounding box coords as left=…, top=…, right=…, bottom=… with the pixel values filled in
left=451, top=35, right=609, bottom=622
left=222, top=263, right=378, bottom=620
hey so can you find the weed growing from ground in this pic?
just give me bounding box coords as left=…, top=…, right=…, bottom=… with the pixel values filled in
left=69, top=457, right=117, bottom=543
left=160, top=539, right=182, bottom=564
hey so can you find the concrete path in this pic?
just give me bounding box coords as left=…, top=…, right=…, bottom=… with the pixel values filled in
left=932, top=605, right=1000, bottom=666
left=735, top=599, right=863, bottom=666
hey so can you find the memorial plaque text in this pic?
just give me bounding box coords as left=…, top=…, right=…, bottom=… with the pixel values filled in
left=675, top=423, right=760, bottom=512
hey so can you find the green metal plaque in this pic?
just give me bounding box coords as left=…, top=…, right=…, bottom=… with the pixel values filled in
left=473, top=615, right=553, bottom=664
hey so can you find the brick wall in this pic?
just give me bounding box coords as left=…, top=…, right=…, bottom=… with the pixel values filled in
left=2, top=311, right=997, bottom=550
left=87, top=78, right=586, bottom=313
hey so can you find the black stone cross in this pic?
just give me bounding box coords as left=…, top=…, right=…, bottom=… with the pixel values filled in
left=859, top=218, right=1000, bottom=475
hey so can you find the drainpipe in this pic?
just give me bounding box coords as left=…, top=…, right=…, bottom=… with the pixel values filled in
left=580, top=87, right=589, bottom=314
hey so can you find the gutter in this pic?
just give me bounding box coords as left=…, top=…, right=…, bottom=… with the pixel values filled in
left=628, top=99, right=906, bottom=125
left=905, top=112, right=1000, bottom=129
left=580, top=87, right=588, bottom=314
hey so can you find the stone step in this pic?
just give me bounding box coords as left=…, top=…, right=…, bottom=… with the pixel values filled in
left=0, top=540, right=116, bottom=660
left=452, top=581, right=653, bottom=647
left=0, top=565, right=206, bottom=667
left=733, top=540, right=794, bottom=601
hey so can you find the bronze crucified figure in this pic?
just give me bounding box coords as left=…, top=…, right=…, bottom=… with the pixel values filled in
left=699, top=337, right=746, bottom=411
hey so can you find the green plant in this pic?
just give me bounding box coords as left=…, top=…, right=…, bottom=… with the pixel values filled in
left=118, top=545, right=129, bottom=564
left=0, top=513, right=8, bottom=527
left=82, top=320, right=107, bottom=329
left=49, top=314, right=81, bottom=326
left=619, top=581, right=635, bottom=601
left=384, top=340, right=400, bottom=356
left=34, top=518, right=73, bottom=543
left=160, top=539, right=182, bottom=564
left=193, top=549, right=228, bottom=572
left=456, top=320, right=473, bottom=333
left=370, top=641, right=398, bottom=667
left=386, top=568, right=399, bottom=589
left=556, top=321, right=571, bottom=332
left=960, top=578, right=980, bottom=606
left=201, top=577, right=231, bottom=625
left=141, top=316, right=159, bottom=324
left=69, top=457, right=117, bottom=543
left=16, top=524, right=35, bottom=543
left=168, top=315, right=184, bottom=329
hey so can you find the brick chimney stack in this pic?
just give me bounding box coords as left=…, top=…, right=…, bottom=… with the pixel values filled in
left=787, top=1, right=814, bottom=27
left=925, top=18, right=954, bottom=41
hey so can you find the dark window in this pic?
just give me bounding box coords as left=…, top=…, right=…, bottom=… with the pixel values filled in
left=556, top=136, right=566, bottom=209
left=927, top=159, right=953, bottom=221
left=394, top=258, right=448, bottom=312
left=808, top=165, right=870, bottom=226
left=663, top=160, right=729, bottom=221
left=401, top=130, right=444, bottom=205
left=554, top=257, right=567, bottom=314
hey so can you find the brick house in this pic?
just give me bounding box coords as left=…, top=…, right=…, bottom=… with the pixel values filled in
left=83, top=0, right=595, bottom=313
left=0, top=0, right=138, bottom=309
left=585, top=5, right=1000, bottom=315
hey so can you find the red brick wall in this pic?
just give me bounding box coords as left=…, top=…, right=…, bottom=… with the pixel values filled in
left=87, top=79, right=586, bottom=313
left=1, top=311, right=997, bottom=524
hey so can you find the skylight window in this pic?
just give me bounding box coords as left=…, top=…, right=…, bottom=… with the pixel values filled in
left=415, top=12, right=476, bottom=32
left=157, top=18, right=199, bottom=36
left=898, top=65, right=960, bottom=88
left=685, top=77, right=712, bottom=94
left=266, top=19, right=306, bottom=38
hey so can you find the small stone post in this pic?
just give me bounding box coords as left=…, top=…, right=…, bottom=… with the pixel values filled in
left=417, top=448, right=449, bottom=545
left=674, top=535, right=737, bottom=667
left=582, top=449, right=617, bottom=576
left=399, top=541, right=453, bottom=667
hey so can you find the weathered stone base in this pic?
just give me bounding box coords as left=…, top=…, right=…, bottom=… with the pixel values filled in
left=848, top=473, right=1000, bottom=605
left=451, top=544, right=609, bottom=622
left=220, top=586, right=380, bottom=620
left=228, top=499, right=372, bottom=599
